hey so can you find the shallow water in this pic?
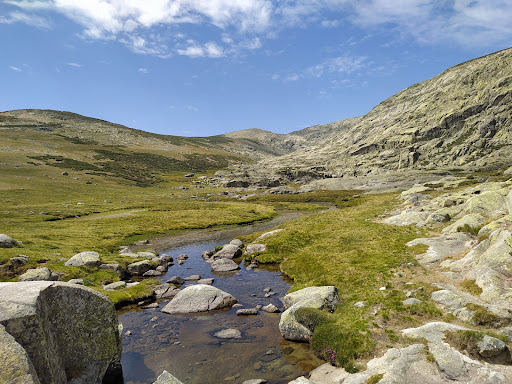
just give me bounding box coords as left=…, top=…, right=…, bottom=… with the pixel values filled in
left=119, top=234, right=324, bottom=384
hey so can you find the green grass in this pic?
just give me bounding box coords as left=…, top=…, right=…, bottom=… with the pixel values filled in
left=247, top=192, right=434, bottom=370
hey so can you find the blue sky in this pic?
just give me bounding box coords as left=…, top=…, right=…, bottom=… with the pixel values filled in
left=1, top=1, right=512, bottom=137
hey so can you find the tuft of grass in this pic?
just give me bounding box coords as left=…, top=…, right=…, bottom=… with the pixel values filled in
left=460, top=280, right=483, bottom=296
left=457, top=224, right=482, bottom=236
left=466, top=303, right=507, bottom=327
left=101, top=279, right=161, bottom=308
left=366, top=374, right=384, bottom=384
left=295, top=307, right=333, bottom=331
left=444, top=329, right=509, bottom=362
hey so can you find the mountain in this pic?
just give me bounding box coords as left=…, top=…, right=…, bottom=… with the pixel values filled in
left=255, top=48, right=512, bottom=177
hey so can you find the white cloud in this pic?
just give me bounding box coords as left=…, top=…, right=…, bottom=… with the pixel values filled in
left=4, top=0, right=512, bottom=58
left=67, top=62, right=83, bottom=67
left=138, top=68, right=148, bottom=73
left=187, top=105, right=199, bottom=111
left=9, top=66, right=22, bottom=72
left=0, top=10, right=51, bottom=28
left=178, top=41, right=224, bottom=58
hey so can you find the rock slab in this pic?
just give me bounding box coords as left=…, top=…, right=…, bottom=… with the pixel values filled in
left=0, top=281, right=122, bottom=384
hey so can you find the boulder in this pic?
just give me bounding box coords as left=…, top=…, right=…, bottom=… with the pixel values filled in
left=478, top=335, right=508, bottom=358
left=308, top=363, right=349, bottom=383
left=143, top=270, right=163, bottom=277
left=183, top=275, right=201, bottom=281
left=161, top=285, right=237, bottom=314
left=18, top=267, right=54, bottom=282
left=211, top=258, right=240, bottom=272
left=382, top=211, right=430, bottom=226
left=262, top=304, right=280, bottom=313
left=10, top=255, right=28, bottom=266
left=197, top=278, right=215, bottom=285
left=153, top=370, right=183, bottom=384
left=103, top=281, right=126, bottom=291
left=287, top=377, right=313, bottom=384
left=167, top=276, right=185, bottom=285
left=230, top=239, right=244, bottom=247
left=403, top=298, right=422, bottom=306
left=246, top=244, right=266, bottom=255
left=0, top=234, right=18, bottom=248
left=137, top=251, right=157, bottom=258
left=236, top=308, right=259, bottom=316
left=64, top=251, right=101, bottom=267
left=0, top=324, right=40, bottom=384
left=464, top=188, right=509, bottom=219
left=214, top=328, right=242, bottom=339
left=242, top=380, right=267, bottom=384
left=0, top=281, right=122, bottom=384
left=126, top=260, right=152, bottom=276
left=279, top=286, right=340, bottom=342
left=68, top=278, right=84, bottom=285
left=213, top=244, right=242, bottom=259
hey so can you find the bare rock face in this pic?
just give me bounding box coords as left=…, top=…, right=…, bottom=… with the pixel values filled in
left=0, top=281, right=122, bottom=384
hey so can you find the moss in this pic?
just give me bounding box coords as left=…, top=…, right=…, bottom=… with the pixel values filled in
left=457, top=224, right=482, bottom=235
left=294, top=307, right=333, bottom=331
left=367, top=374, right=384, bottom=384
left=100, top=279, right=160, bottom=308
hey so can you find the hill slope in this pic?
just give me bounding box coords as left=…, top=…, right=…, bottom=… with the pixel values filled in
left=258, top=48, right=512, bottom=176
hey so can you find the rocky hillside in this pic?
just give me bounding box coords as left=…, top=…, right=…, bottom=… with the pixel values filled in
left=257, top=48, right=512, bottom=177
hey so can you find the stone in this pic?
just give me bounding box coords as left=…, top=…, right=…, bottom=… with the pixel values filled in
left=246, top=244, right=267, bottom=255
left=236, top=308, right=259, bottom=316
left=161, top=285, right=237, bottom=314
left=242, top=380, right=267, bottom=384
left=287, top=377, right=313, bottom=384
left=230, top=239, right=244, bottom=247
left=0, top=281, right=122, bottom=384
left=153, top=370, right=184, bottom=384
left=353, top=301, right=365, bottom=308
left=68, top=278, right=84, bottom=285
left=137, top=251, right=157, bottom=258
left=211, top=258, right=240, bottom=272
left=464, top=188, right=509, bottom=219
left=64, top=251, right=101, bottom=267
left=262, top=304, right=280, bottom=313
left=103, top=281, right=126, bottom=291
left=126, top=260, right=152, bottom=276
left=403, top=298, right=422, bottom=306
left=478, top=335, right=508, bottom=357
left=197, top=278, right=215, bottom=285
left=143, top=270, right=163, bottom=277
left=255, top=229, right=284, bottom=241
left=309, top=363, right=349, bottom=384
left=167, top=276, right=185, bottom=285
left=99, top=263, right=126, bottom=279
left=18, top=267, right=54, bottom=282
left=156, top=265, right=168, bottom=272
left=10, top=256, right=28, bottom=266
left=431, top=290, right=466, bottom=311
left=0, top=234, right=18, bottom=248
left=213, top=244, right=242, bottom=259
left=183, top=274, right=201, bottom=281
left=280, top=286, right=340, bottom=342
left=214, top=328, right=242, bottom=339
left=0, top=323, right=40, bottom=384
left=176, top=254, right=188, bottom=261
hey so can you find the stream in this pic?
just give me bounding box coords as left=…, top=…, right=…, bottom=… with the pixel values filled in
left=118, top=211, right=327, bottom=384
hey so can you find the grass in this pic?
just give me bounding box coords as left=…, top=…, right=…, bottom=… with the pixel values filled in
left=244, top=192, right=437, bottom=370
left=444, top=329, right=509, bottom=362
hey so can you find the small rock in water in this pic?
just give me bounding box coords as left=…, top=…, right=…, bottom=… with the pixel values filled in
left=167, top=276, right=185, bottom=285
left=236, top=308, right=259, bottom=316
left=184, top=275, right=201, bottom=281
left=150, top=316, right=159, bottom=322
left=125, top=331, right=132, bottom=336
left=263, top=287, right=272, bottom=292
left=214, top=328, right=242, bottom=339
left=242, top=379, right=267, bottom=384
left=144, top=303, right=159, bottom=309
left=197, top=278, right=215, bottom=285
left=262, top=304, right=280, bottom=313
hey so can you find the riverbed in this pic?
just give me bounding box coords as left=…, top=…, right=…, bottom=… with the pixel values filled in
left=119, top=211, right=326, bottom=384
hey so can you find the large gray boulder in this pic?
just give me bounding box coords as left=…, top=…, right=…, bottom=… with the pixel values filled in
left=64, top=251, right=101, bottom=267
left=279, top=286, right=340, bottom=342
left=126, top=260, right=152, bottom=276
left=0, top=234, right=18, bottom=248
left=0, top=281, right=122, bottom=384
left=211, top=258, right=239, bottom=272
left=18, top=267, right=54, bottom=282
left=161, top=285, right=237, bottom=314
left=212, top=244, right=242, bottom=259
